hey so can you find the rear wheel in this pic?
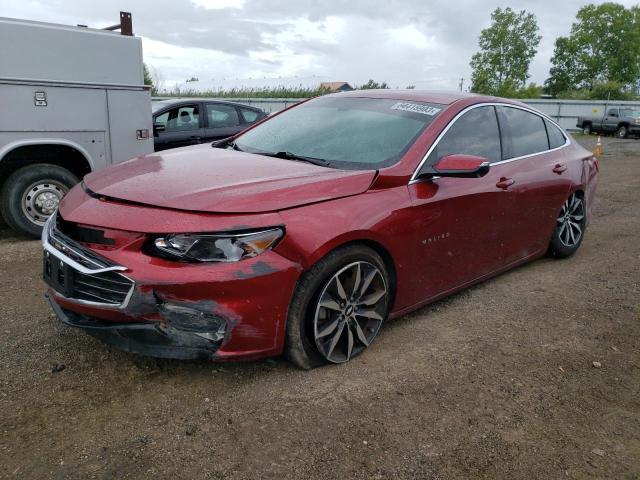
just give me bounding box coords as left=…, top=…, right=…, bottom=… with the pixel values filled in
left=286, top=245, right=391, bottom=369
left=548, top=192, right=586, bottom=258
left=582, top=123, right=592, bottom=135
left=616, top=125, right=628, bottom=139
left=0, top=164, right=78, bottom=237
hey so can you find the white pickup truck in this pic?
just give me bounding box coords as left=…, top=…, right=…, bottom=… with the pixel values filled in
left=0, top=12, right=153, bottom=237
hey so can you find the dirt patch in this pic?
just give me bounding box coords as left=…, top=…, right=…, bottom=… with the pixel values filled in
left=0, top=136, right=639, bottom=480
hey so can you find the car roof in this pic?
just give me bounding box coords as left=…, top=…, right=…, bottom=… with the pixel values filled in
left=151, top=98, right=262, bottom=113
left=331, top=89, right=493, bottom=105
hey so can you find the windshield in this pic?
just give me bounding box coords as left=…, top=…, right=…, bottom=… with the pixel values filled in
left=234, top=97, right=444, bottom=170
left=620, top=108, right=640, bottom=118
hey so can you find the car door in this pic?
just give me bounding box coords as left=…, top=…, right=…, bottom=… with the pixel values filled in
left=406, top=105, right=509, bottom=299
left=493, top=106, right=572, bottom=265
left=153, top=103, right=205, bottom=151
left=603, top=108, right=619, bottom=132
left=202, top=103, right=243, bottom=142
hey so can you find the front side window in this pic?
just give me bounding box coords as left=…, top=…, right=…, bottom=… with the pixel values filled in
left=426, top=106, right=502, bottom=166
left=206, top=104, right=240, bottom=128
left=155, top=105, right=199, bottom=132
left=235, top=97, right=443, bottom=170
left=500, top=107, right=549, bottom=158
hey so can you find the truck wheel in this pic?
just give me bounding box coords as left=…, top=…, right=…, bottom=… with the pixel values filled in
left=616, top=125, right=628, bottom=139
left=582, top=123, right=592, bottom=135
left=0, top=164, right=79, bottom=238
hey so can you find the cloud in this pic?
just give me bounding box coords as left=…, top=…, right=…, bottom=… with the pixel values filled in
left=1, top=0, right=638, bottom=89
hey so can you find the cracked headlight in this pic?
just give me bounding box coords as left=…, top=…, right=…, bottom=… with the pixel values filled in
left=151, top=228, right=283, bottom=262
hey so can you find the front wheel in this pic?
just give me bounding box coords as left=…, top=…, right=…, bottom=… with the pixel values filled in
left=0, top=164, right=79, bottom=238
left=286, top=245, right=391, bottom=369
left=548, top=193, right=586, bottom=258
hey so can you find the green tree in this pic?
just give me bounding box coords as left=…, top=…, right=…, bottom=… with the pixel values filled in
left=359, top=79, right=389, bottom=90
left=143, top=63, right=154, bottom=90
left=512, top=83, right=544, bottom=99
left=470, top=7, right=541, bottom=96
left=546, top=3, right=640, bottom=95
left=545, top=37, right=582, bottom=96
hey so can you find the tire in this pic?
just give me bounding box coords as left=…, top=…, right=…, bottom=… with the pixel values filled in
left=548, top=192, right=586, bottom=259
left=582, top=123, right=592, bottom=135
left=285, top=244, right=391, bottom=369
left=0, top=164, right=79, bottom=238
left=616, top=125, right=628, bottom=139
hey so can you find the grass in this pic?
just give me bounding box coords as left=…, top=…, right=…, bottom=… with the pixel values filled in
left=155, top=86, right=331, bottom=99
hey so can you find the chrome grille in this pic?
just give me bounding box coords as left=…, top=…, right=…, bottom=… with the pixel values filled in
left=72, top=270, right=134, bottom=305
left=43, top=212, right=135, bottom=308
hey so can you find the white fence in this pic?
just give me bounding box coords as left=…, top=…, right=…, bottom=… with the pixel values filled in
left=153, top=97, right=640, bottom=131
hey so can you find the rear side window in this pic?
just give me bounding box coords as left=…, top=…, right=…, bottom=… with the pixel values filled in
left=500, top=107, right=549, bottom=158
left=545, top=119, right=566, bottom=149
left=240, top=108, right=261, bottom=123
left=206, top=104, right=240, bottom=128
left=427, top=106, right=502, bottom=164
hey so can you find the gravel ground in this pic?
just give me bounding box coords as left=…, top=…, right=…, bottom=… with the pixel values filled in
left=0, top=136, right=639, bottom=480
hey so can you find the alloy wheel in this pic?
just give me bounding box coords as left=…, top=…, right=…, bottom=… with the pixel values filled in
left=20, top=180, right=68, bottom=226
left=313, top=261, right=388, bottom=363
left=556, top=193, right=585, bottom=247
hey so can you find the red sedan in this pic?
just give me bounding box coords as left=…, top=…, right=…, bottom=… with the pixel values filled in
left=42, top=91, right=598, bottom=368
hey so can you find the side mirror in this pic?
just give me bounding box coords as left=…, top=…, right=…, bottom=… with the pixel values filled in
left=153, top=122, right=166, bottom=134
left=421, top=154, right=490, bottom=179
left=609, top=112, right=618, bottom=117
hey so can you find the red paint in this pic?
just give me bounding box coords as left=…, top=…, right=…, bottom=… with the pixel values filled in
left=83, top=143, right=376, bottom=213
left=435, top=154, right=488, bottom=172
left=48, top=91, right=598, bottom=360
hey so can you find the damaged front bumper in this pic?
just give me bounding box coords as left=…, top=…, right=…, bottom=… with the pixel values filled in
left=42, top=213, right=301, bottom=361
left=48, top=295, right=222, bottom=360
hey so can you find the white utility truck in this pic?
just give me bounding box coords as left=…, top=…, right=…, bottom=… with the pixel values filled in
left=0, top=12, right=153, bottom=237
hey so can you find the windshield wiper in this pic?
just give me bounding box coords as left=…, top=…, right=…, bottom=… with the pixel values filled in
left=211, top=137, right=243, bottom=151
left=262, top=151, right=329, bottom=167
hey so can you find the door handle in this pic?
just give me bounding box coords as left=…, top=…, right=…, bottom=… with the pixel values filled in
left=553, top=163, right=567, bottom=174
left=190, top=136, right=201, bottom=140
left=496, top=177, right=515, bottom=190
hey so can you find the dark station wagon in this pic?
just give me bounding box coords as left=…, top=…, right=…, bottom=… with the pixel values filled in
left=151, top=99, right=267, bottom=151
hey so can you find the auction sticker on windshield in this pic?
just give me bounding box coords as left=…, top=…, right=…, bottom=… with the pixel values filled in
left=391, top=102, right=441, bottom=116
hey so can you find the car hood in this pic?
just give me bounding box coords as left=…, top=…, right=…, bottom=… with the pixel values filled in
left=83, top=144, right=377, bottom=213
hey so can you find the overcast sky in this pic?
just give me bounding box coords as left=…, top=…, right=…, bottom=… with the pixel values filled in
left=2, top=0, right=637, bottom=90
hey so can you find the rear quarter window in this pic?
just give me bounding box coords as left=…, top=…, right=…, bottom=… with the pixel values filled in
left=545, top=119, right=567, bottom=149
left=241, top=108, right=261, bottom=123
left=500, top=107, right=549, bottom=158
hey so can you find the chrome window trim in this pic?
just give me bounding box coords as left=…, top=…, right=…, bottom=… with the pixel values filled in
left=409, top=102, right=571, bottom=184
left=42, top=212, right=135, bottom=309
